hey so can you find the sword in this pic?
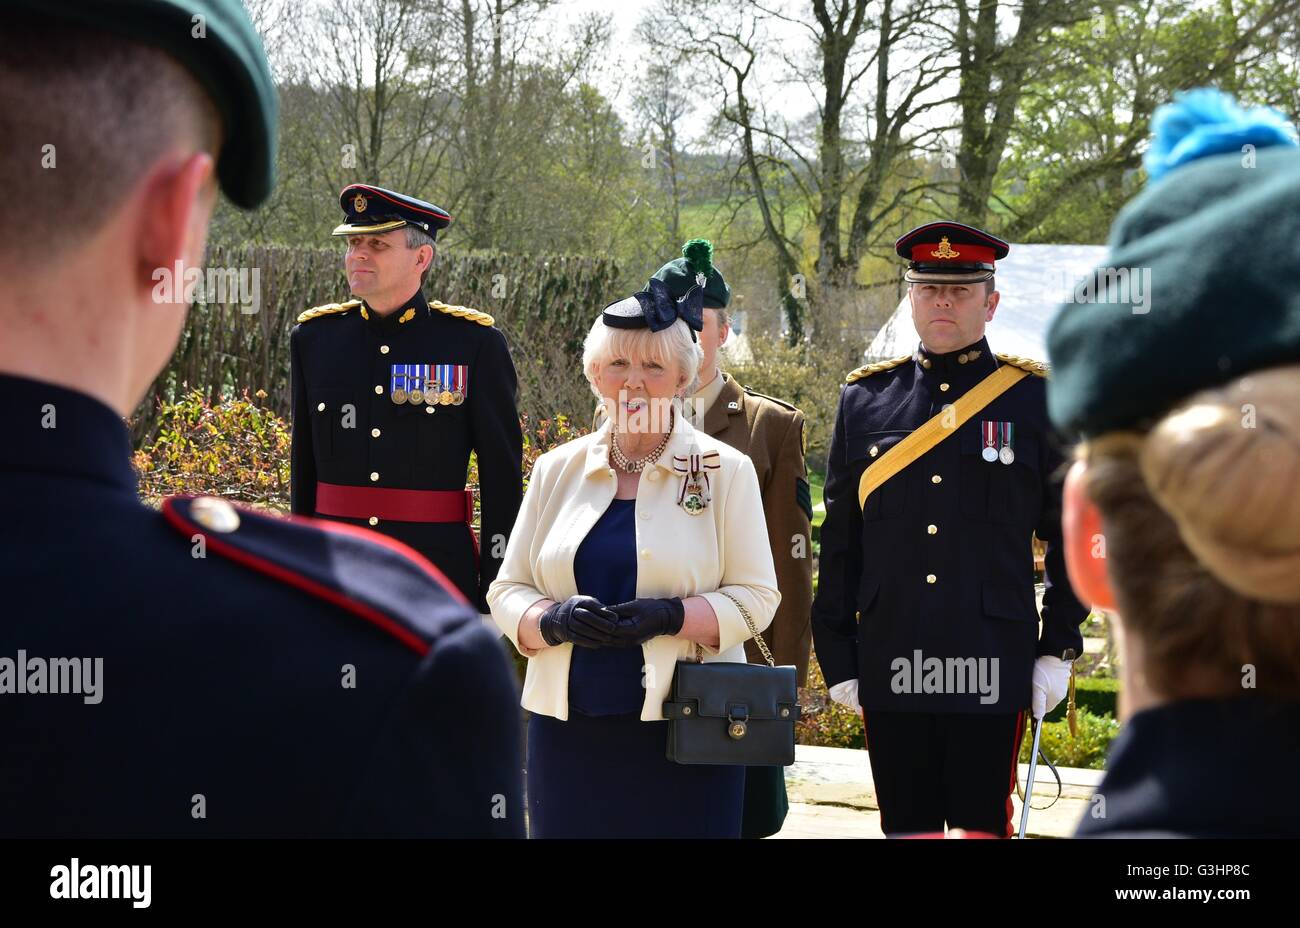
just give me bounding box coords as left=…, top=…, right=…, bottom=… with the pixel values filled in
left=1016, top=715, right=1044, bottom=839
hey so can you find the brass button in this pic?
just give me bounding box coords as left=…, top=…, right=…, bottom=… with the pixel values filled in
left=371, top=428, right=381, bottom=438
left=926, top=574, right=937, bottom=584
left=368, top=516, right=379, bottom=526
left=939, top=383, right=950, bottom=392
left=958, top=353, right=969, bottom=364
left=369, top=472, right=379, bottom=482
left=380, top=345, right=390, bottom=354
left=931, top=474, right=942, bottom=484
left=374, top=385, right=383, bottom=395
left=922, top=359, right=932, bottom=369
left=868, top=445, right=879, bottom=458
left=191, top=496, right=239, bottom=533
left=316, top=402, right=326, bottom=412
left=425, top=406, right=435, bottom=414
left=640, top=549, right=651, bottom=560
left=927, top=524, right=938, bottom=535
left=780, top=707, right=791, bottom=718
left=683, top=706, right=692, bottom=716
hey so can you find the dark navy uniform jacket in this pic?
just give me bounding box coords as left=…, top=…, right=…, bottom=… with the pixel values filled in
left=290, top=288, right=523, bottom=612
left=0, top=373, right=522, bottom=837
left=812, top=336, right=1087, bottom=714
left=1077, top=698, right=1300, bottom=837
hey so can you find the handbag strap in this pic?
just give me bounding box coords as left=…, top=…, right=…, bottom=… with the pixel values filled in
left=718, top=590, right=775, bottom=667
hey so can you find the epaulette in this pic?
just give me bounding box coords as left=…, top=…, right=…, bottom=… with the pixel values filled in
left=996, top=353, right=1050, bottom=377
left=297, top=299, right=362, bottom=324
left=741, top=385, right=799, bottom=413
left=845, top=355, right=911, bottom=384
left=430, top=299, right=495, bottom=327
left=160, top=496, right=474, bottom=656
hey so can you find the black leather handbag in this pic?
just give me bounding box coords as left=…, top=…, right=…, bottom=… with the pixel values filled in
left=662, top=592, right=802, bottom=766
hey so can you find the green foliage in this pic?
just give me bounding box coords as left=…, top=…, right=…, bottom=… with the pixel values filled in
left=1021, top=707, right=1120, bottom=772
left=133, top=389, right=290, bottom=508
left=796, top=653, right=864, bottom=750
left=996, top=0, right=1300, bottom=243
left=728, top=333, right=859, bottom=472
left=1044, top=675, right=1119, bottom=723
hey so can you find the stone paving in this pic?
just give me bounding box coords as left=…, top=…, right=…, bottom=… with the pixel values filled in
left=772, top=743, right=1103, bottom=838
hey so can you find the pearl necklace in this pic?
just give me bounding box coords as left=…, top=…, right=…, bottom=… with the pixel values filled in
left=610, top=415, right=674, bottom=473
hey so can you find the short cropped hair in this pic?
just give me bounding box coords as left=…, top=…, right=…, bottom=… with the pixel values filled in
left=582, top=315, right=703, bottom=399
left=404, top=224, right=437, bottom=285
left=0, top=13, right=221, bottom=263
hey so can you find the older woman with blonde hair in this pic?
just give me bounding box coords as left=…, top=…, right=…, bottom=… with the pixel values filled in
left=488, top=274, right=780, bottom=838
left=1046, top=89, right=1300, bottom=837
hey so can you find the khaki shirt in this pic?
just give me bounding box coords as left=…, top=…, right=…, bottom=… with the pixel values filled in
left=693, top=373, right=814, bottom=685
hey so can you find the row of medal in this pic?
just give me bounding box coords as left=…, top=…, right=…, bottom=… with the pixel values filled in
left=981, top=420, right=1016, bottom=465
left=390, top=363, right=468, bottom=406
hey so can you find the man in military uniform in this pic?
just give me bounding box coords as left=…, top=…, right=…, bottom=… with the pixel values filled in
left=811, top=221, right=1087, bottom=837
left=659, top=241, right=814, bottom=839
left=291, top=185, right=523, bottom=613
left=0, top=0, right=521, bottom=837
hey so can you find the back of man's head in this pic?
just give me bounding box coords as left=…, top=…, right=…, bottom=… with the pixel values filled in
left=0, top=4, right=275, bottom=415
left=0, top=14, right=223, bottom=267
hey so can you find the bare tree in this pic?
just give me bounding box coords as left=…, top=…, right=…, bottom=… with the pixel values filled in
left=667, top=0, right=957, bottom=342
left=631, top=57, right=694, bottom=246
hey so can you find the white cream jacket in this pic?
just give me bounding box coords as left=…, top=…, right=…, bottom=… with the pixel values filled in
left=487, top=413, right=780, bottom=721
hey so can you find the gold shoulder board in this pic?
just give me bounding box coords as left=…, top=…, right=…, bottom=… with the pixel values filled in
left=430, top=300, right=495, bottom=327
left=297, top=299, right=362, bottom=324
left=995, top=353, right=1050, bottom=377
left=845, top=354, right=911, bottom=384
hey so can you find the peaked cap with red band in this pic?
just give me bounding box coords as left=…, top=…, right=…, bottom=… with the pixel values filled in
left=333, top=184, right=453, bottom=239
left=894, top=220, right=1010, bottom=284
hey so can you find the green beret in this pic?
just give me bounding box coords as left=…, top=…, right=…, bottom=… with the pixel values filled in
left=651, top=239, right=732, bottom=309
left=11, top=0, right=277, bottom=209
left=1046, top=90, right=1300, bottom=438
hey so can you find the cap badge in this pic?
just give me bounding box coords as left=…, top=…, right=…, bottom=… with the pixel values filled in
left=931, top=236, right=960, bottom=259
left=353, top=193, right=368, bottom=213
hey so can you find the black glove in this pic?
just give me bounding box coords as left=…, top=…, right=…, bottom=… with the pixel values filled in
left=607, top=597, right=686, bottom=646
left=538, top=595, right=620, bottom=648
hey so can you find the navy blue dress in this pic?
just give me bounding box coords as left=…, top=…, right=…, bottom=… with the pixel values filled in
left=527, top=497, right=746, bottom=838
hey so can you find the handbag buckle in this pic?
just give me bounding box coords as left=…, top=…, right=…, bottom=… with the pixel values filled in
left=727, top=704, right=749, bottom=740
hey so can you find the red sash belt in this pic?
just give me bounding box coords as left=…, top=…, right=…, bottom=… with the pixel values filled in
left=316, top=483, right=473, bottom=524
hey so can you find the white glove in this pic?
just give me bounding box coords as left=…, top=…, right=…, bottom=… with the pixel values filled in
left=829, top=679, right=861, bottom=712
left=1031, top=656, right=1072, bottom=720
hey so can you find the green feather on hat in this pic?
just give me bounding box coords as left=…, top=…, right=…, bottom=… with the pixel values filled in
left=651, top=239, right=731, bottom=309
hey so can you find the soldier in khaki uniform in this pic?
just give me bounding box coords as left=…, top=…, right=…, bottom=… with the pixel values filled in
left=664, top=241, right=814, bottom=839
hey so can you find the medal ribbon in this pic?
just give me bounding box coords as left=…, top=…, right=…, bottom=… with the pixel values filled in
left=672, top=451, right=721, bottom=504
